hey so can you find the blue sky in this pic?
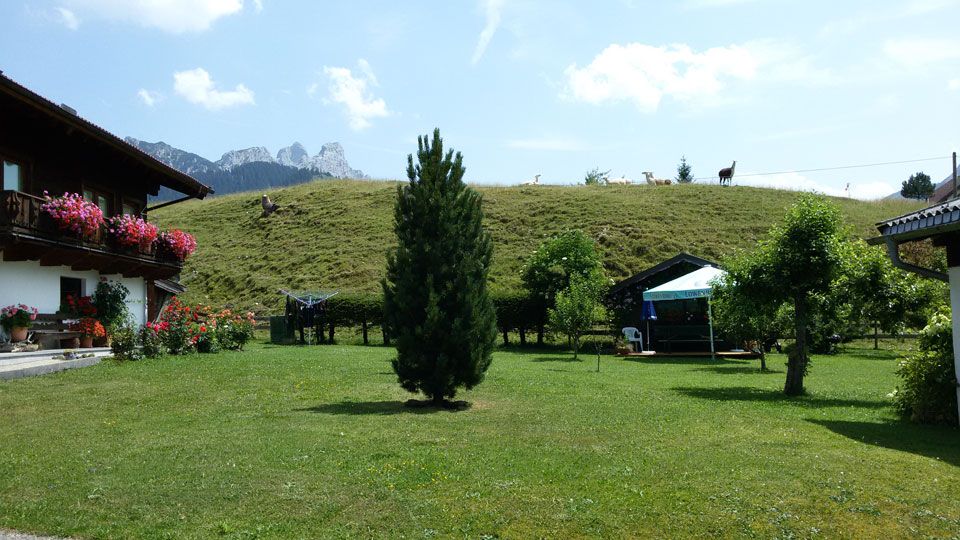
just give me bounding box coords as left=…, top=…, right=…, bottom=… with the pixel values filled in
left=2, top=0, right=959, bottom=198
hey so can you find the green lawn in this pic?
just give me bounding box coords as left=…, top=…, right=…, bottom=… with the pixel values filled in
left=1, top=344, right=958, bottom=539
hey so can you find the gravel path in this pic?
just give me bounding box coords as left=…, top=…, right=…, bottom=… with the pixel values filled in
left=0, top=531, right=69, bottom=540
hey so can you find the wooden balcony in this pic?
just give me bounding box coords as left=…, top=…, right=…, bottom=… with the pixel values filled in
left=0, top=190, right=183, bottom=279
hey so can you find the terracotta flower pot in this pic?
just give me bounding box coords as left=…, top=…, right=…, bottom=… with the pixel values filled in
left=80, top=336, right=94, bottom=348
left=10, top=326, right=28, bottom=342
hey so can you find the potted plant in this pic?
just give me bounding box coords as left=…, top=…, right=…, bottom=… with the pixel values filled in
left=71, top=317, right=106, bottom=348
left=156, top=229, right=197, bottom=262
left=613, top=337, right=632, bottom=356
left=1, top=304, right=39, bottom=342
left=107, top=214, right=159, bottom=253
left=40, top=192, right=104, bottom=241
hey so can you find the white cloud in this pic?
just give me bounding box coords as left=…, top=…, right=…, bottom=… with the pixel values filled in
left=56, top=7, right=80, bottom=29
left=253, top=0, right=263, bottom=12
left=173, top=68, right=255, bottom=110
left=63, top=0, right=247, bottom=33
left=506, top=137, right=586, bottom=151
left=563, top=42, right=760, bottom=112
left=137, top=88, right=162, bottom=107
left=321, top=59, right=390, bottom=131
left=883, top=38, right=960, bottom=68
left=472, top=0, right=504, bottom=64
left=950, top=78, right=960, bottom=91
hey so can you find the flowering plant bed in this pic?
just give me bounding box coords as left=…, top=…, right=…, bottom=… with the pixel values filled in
left=70, top=317, right=106, bottom=338
left=107, top=214, right=159, bottom=251
left=157, top=229, right=197, bottom=261
left=1, top=304, right=39, bottom=330
left=40, top=192, right=104, bottom=239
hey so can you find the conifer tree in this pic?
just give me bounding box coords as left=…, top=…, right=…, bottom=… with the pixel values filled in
left=676, top=155, right=694, bottom=183
left=382, top=129, right=497, bottom=406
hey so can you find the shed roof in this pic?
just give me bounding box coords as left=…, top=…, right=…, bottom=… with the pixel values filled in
left=609, top=252, right=718, bottom=295
left=0, top=72, right=212, bottom=199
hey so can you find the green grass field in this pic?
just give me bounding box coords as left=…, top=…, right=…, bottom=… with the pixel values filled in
left=2, top=344, right=958, bottom=539
left=152, top=180, right=923, bottom=312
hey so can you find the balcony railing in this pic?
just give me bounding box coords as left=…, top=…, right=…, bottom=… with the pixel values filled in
left=0, top=190, right=178, bottom=270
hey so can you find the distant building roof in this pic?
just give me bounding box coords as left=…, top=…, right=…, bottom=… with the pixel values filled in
left=876, top=199, right=960, bottom=242
left=0, top=72, right=212, bottom=199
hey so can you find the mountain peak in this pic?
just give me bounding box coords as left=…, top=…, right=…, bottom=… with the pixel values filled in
left=217, top=147, right=277, bottom=170
left=277, top=142, right=310, bottom=168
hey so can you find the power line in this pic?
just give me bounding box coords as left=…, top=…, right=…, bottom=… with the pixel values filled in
left=692, top=156, right=950, bottom=181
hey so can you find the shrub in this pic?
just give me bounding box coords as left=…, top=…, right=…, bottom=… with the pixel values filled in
left=893, top=309, right=958, bottom=425
left=110, top=325, right=142, bottom=361
left=212, top=309, right=255, bottom=350
left=194, top=323, right=219, bottom=354
left=92, top=279, right=130, bottom=333
left=150, top=298, right=197, bottom=354
left=138, top=326, right=166, bottom=358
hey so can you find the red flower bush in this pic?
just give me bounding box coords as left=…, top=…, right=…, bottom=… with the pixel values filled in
left=108, top=214, right=159, bottom=250
left=158, top=229, right=197, bottom=261
left=62, top=294, right=97, bottom=318
left=146, top=299, right=255, bottom=355
left=71, top=317, right=106, bottom=338
left=41, top=192, right=104, bottom=239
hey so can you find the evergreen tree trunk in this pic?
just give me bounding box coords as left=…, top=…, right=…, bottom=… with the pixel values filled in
left=502, top=328, right=509, bottom=345
left=519, top=327, right=526, bottom=346
left=785, top=295, right=808, bottom=395
left=362, top=321, right=368, bottom=345
left=537, top=325, right=544, bottom=346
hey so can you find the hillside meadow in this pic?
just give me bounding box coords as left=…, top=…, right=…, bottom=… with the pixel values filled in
left=152, top=180, right=923, bottom=312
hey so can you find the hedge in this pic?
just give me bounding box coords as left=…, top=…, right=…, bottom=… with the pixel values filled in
left=318, top=291, right=548, bottom=346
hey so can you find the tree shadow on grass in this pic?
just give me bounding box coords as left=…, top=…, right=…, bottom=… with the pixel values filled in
left=295, top=399, right=471, bottom=416
left=622, top=356, right=741, bottom=366
left=808, top=419, right=960, bottom=467
left=531, top=355, right=583, bottom=363
left=693, top=365, right=783, bottom=375
left=673, top=386, right=889, bottom=409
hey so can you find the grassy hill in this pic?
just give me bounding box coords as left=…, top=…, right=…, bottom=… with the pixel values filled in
left=153, top=179, right=922, bottom=312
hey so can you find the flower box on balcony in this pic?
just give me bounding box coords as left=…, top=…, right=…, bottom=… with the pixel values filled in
left=40, top=192, right=104, bottom=242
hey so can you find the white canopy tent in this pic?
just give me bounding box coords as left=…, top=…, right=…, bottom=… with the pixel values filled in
left=642, top=266, right=727, bottom=358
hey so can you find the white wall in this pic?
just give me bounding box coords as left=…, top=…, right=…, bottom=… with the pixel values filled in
left=0, top=261, right=146, bottom=326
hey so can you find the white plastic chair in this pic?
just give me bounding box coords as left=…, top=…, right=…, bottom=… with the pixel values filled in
left=622, top=327, right=643, bottom=352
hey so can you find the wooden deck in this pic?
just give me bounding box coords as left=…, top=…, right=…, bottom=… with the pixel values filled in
left=618, top=350, right=761, bottom=359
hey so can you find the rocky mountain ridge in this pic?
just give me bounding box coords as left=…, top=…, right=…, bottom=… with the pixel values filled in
left=126, top=137, right=366, bottom=180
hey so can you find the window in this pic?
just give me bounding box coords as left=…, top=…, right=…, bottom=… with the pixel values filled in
left=60, top=277, right=83, bottom=311
left=82, top=188, right=112, bottom=215
left=2, top=160, right=23, bottom=191
left=122, top=201, right=139, bottom=216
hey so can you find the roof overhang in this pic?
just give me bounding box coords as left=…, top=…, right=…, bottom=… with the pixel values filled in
left=0, top=73, right=213, bottom=200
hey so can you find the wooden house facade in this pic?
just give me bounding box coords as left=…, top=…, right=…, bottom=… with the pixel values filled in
left=0, top=73, right=211, bottom=327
